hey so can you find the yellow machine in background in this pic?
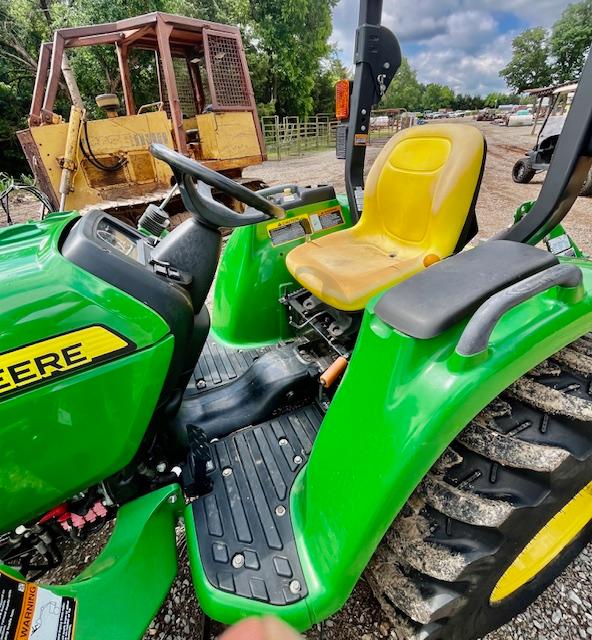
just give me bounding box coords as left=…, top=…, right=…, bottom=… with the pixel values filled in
left=18, top=12, right=266, bottom=220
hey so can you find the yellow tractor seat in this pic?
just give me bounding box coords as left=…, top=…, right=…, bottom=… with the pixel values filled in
left=285, top=123, right=486, bottom=311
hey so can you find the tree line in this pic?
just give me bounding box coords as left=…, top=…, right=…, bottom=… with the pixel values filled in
left=380, top=58, right=525, bottom=113
left=500, top=0, right=592, bottom=92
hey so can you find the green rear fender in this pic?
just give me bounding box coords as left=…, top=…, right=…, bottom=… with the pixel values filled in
left=294, top=256, right=592, bottom=624
left=188, top=258, right=592, bottom=630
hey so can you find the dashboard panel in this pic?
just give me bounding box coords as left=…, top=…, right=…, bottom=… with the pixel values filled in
left=96, top=218, right=141, bottom=260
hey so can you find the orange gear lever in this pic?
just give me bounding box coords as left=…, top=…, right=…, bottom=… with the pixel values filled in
left=320, top=356, right=348, bottom=388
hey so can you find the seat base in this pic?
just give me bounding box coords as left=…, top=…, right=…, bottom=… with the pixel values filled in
left=189, top=404, right=323, bottom=605
left=285, top=231, right=423, bottom=311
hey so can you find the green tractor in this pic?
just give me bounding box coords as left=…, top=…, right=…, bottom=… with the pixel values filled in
left=2, top=2, right=592, bottom=640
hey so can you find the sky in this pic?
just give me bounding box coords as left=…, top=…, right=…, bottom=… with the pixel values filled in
left=331, top=0, right=575, bottom=95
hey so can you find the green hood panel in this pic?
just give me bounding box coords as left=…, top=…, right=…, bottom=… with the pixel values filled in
left=0, top=213, right=174, bottom=533
left=0, top=213, right=169, bottom=353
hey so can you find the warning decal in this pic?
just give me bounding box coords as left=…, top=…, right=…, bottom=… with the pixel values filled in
left=0, top=571, right=76, bottom=640
left=308, top=207, right=344, bottom=233
left=267, top=214, right=312, bottom=246
left=353, top=133, right=368, bottom=146
left=267, top=206, right=345, bottom=246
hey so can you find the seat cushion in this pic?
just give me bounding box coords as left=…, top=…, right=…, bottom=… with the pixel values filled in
left=285, top=123, right=486, bottom=311
left=285, top=229, right=425, bottom=311
left=374, top=240, right=558, bottom=339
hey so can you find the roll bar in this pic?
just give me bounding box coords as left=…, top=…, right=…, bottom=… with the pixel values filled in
left=344, top=0, right=401, bottom=221
left=498, top=48, right=592, bottom=245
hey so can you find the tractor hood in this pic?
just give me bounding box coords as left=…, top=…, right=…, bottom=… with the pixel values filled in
left=0, top=213, right=169, bottom=354
left=0, top=212, right=173, bottom=532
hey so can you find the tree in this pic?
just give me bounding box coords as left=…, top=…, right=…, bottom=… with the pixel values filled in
left=500, top=27, right=553, bottom=91
left=381, top=57, right=422, bottom=111
left=0, top=80, right=32, bottom=175
left=550, top=0, right=592, bottom=82
left=421, top=83, right=454, bottom=111
left=247, top=0, right=337, bottom=117
left=0, top=0, right=57, bottom=174
left=483, top=92, right=521, bottom=108
left=310, top=50, right=349, bottom=115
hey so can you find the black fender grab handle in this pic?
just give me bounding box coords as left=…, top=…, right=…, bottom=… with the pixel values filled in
left=456, top=264, right=583, bottom=357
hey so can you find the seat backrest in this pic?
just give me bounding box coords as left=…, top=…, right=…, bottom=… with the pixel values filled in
left=358, top=123, right=485, bottom=256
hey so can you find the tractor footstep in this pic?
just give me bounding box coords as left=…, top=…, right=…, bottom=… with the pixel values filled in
left=188, top=404, right=323, bottom=604
left=189, top=338, right=273, bottom=396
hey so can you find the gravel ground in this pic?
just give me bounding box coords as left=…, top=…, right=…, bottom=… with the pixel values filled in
left=31, top=120, right=592, bottom=639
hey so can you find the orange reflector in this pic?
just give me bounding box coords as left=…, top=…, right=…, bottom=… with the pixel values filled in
left=335, top=79, right=350, bottom=120
left=423, top=254, right=441, bottom=267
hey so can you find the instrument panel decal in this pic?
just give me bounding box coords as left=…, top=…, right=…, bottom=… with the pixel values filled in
left=267, top=206, right=345, bottom=246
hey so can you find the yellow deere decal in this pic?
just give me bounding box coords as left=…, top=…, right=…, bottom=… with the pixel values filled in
left=0, top=325, right=133, bottom=397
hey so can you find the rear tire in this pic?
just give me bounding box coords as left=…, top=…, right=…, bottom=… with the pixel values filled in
left=367, top=336, right=592, bottom=640
left=580, top=169, right=592, bottom=197
left=512, top=158, right=536, bottom=184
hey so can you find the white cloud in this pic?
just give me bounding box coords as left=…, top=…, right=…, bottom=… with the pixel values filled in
left=428, top=10, right=498, bottom=53
left=373, top=0, right=563, bottom=39
left=411, top=32, right=515, bottom=94
left=331, top=0, right=572, bottom=94
left=479, top=0, right=568, bottom=25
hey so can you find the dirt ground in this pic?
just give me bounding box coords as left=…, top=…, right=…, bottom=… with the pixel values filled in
left=20, top=120, right=592, bottom=640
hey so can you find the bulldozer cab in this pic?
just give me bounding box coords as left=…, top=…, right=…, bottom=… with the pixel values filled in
left=17, top=12, right=265, bottom=217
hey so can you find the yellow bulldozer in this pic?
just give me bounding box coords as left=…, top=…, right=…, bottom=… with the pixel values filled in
left=17, top=12, right=266, bottom=221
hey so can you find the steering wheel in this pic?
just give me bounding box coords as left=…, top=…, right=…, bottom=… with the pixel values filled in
left=150, top=144, right=285, bottom=228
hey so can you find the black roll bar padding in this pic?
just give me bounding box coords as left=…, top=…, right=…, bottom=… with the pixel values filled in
left=358, top=0, right=383, bottom=24
left=344, top=0, right=401, bottom=222
left=497, top=48, right=592, bottom=246
left=456, top=264, right=583, bottom=357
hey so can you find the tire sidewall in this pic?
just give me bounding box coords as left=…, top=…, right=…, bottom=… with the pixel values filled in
left=460, top=460, right=592, bottom=640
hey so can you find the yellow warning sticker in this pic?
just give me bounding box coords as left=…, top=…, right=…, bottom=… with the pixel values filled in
left=0, top=570, right=77, bottom=640
left=0, top=325, right=134, bottom=398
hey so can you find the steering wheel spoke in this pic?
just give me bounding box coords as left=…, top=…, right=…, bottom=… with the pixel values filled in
left=150, top=144, right=284, bottom=229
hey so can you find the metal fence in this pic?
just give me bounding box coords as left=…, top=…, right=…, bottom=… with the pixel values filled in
left=365, top=110, right=417, bottom=146
left=261, top=111, right=416, bottom=160
left=261, top=115, right=338, bottom=160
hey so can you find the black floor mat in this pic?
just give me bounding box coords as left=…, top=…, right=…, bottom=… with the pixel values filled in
left=189, top=338, right=273, bottom=396
left=190, top=403, right=323, bottom=605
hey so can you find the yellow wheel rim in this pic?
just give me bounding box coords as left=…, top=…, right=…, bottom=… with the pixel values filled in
left=491, top=480, right=592, bottom=603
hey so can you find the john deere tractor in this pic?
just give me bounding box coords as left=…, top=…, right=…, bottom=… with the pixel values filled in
left=2, top=2, right=592, bottom=639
